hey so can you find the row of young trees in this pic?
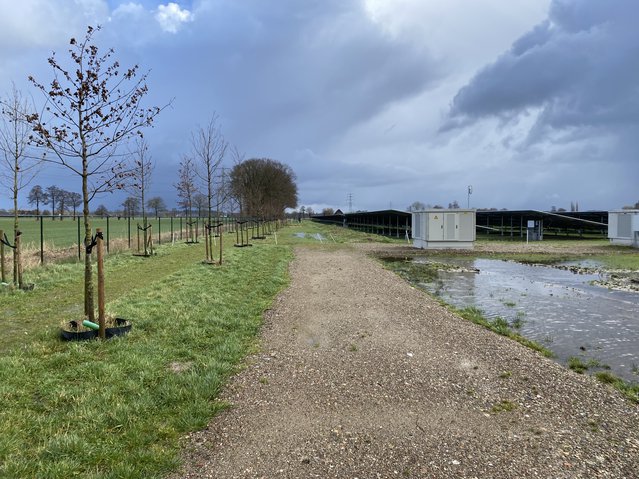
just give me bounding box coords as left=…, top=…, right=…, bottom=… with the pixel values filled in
left=0, top=26, right=163, bottom=314
left=1, top=25, right=298, bottom=321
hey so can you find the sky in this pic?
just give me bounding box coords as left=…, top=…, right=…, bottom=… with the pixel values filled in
left=0, top=0, right=637, bottom=214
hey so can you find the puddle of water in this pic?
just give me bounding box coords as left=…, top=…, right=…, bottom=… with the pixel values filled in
left=293, top=232, right=326, bottom=241
left=415, top=258, right=639, bottom=382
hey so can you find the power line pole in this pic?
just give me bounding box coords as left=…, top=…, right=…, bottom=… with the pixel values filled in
left=347, top=193, right=353, bottom=213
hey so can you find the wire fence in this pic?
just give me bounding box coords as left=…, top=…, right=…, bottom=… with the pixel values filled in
left=0, top=215, right=282, bottom=274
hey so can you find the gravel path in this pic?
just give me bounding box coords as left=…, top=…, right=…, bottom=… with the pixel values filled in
left=172, top=245, right=639, bottom=479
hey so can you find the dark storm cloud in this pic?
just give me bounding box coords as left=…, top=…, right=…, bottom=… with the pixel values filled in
left=104, top=0, right=441, bottom=208
left=446, top=0, right=639, bottom=140
left=136, top=0, right=439, bottom=152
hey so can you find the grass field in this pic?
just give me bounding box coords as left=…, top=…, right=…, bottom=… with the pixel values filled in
left=0, top=216, right=215, bottom=251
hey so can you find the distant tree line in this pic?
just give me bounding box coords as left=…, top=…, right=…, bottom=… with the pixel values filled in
left=24, top=184, right=82, bottom=219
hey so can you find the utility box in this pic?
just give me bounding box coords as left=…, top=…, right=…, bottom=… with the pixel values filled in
left=608, top=210, right=639, bottom=247
left=412, top=209, right=476, bottom=249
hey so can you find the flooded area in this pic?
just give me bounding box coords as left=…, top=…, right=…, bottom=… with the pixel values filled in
left=414, top=258, right=639, bottom=382
left=293, top=232, right=326, bottom=241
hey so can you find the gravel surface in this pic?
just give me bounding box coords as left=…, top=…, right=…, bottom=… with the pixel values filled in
left=171, top=245, right=639, bottom=479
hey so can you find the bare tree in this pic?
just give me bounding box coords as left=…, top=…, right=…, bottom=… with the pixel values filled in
left=127, top=138, right=154, bottom=254
left=193, top=193, right=207, bottom=218
left=122, top=196, right=140, bottom=217
left=147, top=196, right=166, bottom=218
left=94, top=204, right=109, bottom=217
left=27, top=25, right=165, bottom=322
left=0, top=85, right=40, bottom=287
left=191, top=115, right=228, bottom=261
left=174, top=156, right=198, bottom=241
left=28, top=185, right=46, bottom=216
left=57, top=188, right=68, bottom=218
left=68, top=191, right=82, bottom=219
left=45, top=185, right=62, bottom=220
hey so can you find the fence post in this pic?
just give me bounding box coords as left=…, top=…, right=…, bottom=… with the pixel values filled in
left=0, top=229, right=5, bottom=283
left=15, top=231, right=23, bottom=289
left=170, top=217, right=173, bottom=242
left=128, top=216, right=131, bottom=249
left=180, top=217, right=183, bottom=240
left=158, top=217, right=161, bottom=245
left=77, top=218, right=81, bottom=261
left=40, top=215, right=44, bottom=264
left=106, top=216, right=110, bottom=253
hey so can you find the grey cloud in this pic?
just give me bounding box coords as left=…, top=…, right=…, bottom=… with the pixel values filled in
left=447, top=0, right=639, bottom=138
left=135, top=0, right=439, bottom=150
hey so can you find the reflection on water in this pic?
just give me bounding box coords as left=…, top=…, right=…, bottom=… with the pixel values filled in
left=416, top=258, right=639, bottom=382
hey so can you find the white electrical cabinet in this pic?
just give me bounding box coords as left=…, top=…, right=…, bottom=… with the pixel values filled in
left=412, top=209, right=476, bottom=249
left=608, top=210, right=639, bottom=247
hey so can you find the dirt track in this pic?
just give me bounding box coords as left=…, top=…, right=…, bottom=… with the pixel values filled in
left=172, top=244, right=639, bottom=479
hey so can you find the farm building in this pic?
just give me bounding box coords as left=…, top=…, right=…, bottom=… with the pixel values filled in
left=608, top=210, right=639, bottom=247
left=412, top=209, right=475, bottom=249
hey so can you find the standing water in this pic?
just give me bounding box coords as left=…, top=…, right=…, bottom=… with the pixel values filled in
left=415, top=258, right=639, bottom=382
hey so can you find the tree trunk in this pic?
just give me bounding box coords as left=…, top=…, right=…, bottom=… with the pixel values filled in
left=12, top=166, right=21, bottom=288
left=83, top=175, right=95, bottom=321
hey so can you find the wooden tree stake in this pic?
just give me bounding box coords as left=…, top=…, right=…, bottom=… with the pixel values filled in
left=96, top=228, right=106, bottom=339
left=0, top=229, right=5, bottom=283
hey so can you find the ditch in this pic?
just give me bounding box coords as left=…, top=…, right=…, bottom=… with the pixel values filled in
left=392, top=256, right=639, bottom=382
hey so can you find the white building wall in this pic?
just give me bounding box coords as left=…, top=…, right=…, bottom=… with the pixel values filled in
left=412, top=209, right=475, bottom=249
left=608, top=210, right=639, bottom=247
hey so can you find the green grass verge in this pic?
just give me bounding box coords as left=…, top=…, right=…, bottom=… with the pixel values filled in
left=594, top=372, right=639, bottom=403
left=0, top=231, right=292, bottom=478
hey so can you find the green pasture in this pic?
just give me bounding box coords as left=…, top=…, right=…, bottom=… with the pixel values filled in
left=0, top=216, right=215, bottom=251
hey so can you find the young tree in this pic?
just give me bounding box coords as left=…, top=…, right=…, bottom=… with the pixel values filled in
left=0, top=85, right=40, bottom=287
left=28, top=185, right=47, bottom=216
left=127, top=138, right=154, bottom=254
left=27, top=25, right=164, bottom=322
left=146, top=196, right=166, bottom=218
left=174, top=156, right=198, bottom=241
left=191, top=115, right=228, bottom=260
left=193, top=193, right=207, bottom=218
